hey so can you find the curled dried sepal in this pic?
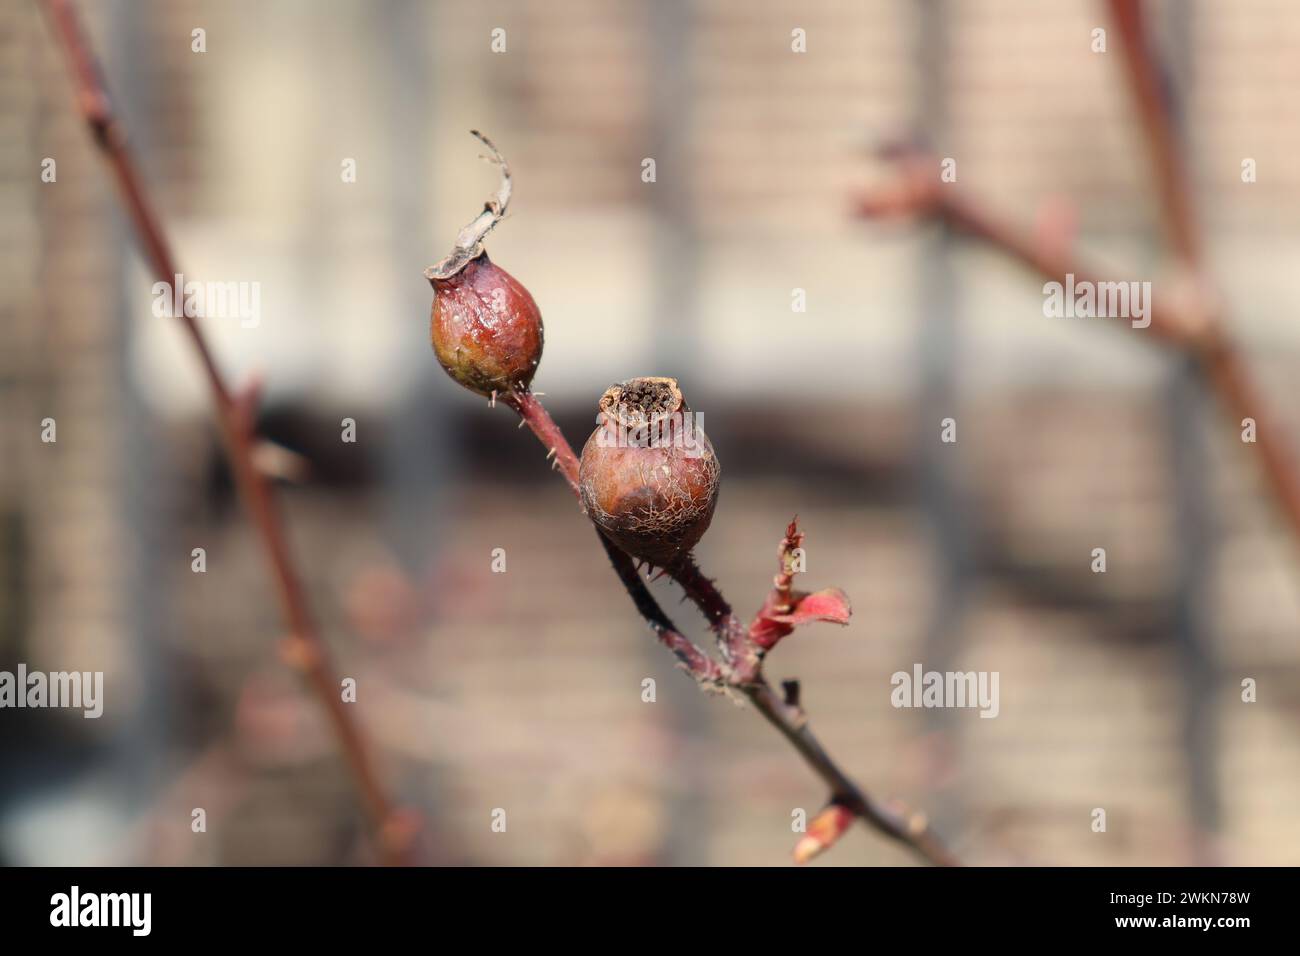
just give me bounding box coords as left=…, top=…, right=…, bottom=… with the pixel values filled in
left=425, top=130, right=513, bottom=281
left=793, top=803, right=856, bottom=865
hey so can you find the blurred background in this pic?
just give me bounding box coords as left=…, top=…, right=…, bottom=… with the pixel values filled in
left=2, top=0, right=1299, bottom=865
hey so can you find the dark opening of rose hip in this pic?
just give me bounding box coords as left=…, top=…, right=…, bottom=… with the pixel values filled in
left=599, top=376, right=685, bottom=429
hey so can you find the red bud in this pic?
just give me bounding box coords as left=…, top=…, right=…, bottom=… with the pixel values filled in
left=793, top=803, right=855, bottom=864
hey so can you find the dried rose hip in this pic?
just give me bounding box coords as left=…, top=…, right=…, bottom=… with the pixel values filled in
left=428, top=251, right=543, bottom=397
left=579, top=377, right=720, bottom=569
left=425, top=131, right=541, bottom=398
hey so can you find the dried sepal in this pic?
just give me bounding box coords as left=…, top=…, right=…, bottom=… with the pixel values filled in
left=425, top=130, right=512, bottom=281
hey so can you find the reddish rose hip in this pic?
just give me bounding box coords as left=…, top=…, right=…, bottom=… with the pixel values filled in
left=425, top=131, right=542, bottom=398
left=579, top=377, right=720, bottom=569
left=428, top=251, right=543, bottom=397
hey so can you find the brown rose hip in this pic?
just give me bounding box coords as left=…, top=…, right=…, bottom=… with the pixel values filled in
left=579, top=377, right=720, bottom=569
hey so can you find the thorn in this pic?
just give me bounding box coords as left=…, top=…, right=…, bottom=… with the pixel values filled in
left=489, top=390, right=497, bottom=408
left=545, top=447, right=557, bottom=461
left=649, top=567, right=670, bottom=583
left=231, top=375, right=265, bottom=437
left=782, top=679, right=801, bottom=708
left=252, top=440, right=311, bottom=483
left=517, top=418, right=527, bottom=429
left=532, top=391, right=546, bottom=397
left=278, top=633, right=321, bottom=672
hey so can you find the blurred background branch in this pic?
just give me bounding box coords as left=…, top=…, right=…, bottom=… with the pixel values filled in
left=855, top=0, right=1300, bottom=567
left=37, top=0, right=413, bottom=864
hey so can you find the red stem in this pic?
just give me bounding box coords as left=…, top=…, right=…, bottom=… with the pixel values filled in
left=671, top=557, right=751, bottom=673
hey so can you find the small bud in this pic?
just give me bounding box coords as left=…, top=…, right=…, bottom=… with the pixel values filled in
left=428, top=252, right=543, bottom=397
left=793, top=803, right=855, bottom=864
left=579, top=377, right=720, bottom=569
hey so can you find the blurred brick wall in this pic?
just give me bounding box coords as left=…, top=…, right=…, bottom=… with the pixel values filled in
left=3, top=0, right=1299, bottom=865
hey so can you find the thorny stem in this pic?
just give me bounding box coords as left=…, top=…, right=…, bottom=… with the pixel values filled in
left=503, top=390, right=580, bottom=493
left=596, top=533, right=725, bottom=683
left=504, top=389, right=958, bottom=865
left=671, top=557, right=751, bottom=673
left=40, top=0, right=414, bottom=864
